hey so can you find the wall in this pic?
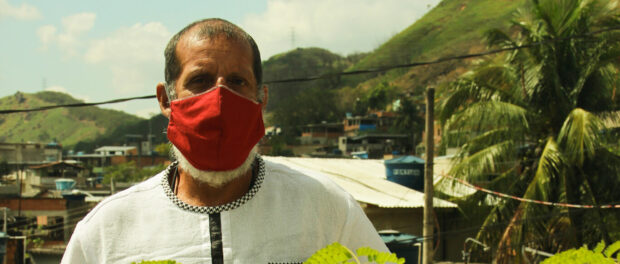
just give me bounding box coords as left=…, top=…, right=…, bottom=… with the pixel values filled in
left=362, top=205, right=465, bottom=262
left=109, top=155, right=170, bottom=167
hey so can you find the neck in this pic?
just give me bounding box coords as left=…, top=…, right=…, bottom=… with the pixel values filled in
left=175, top=166, right=254, bottom=207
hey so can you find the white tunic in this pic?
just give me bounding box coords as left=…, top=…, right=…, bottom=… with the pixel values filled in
left=62, top=156, right=388, bottom=263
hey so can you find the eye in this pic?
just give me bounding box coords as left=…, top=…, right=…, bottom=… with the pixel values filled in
left=190, top=75, right=214, bottom=86
left=228, top=76, right=248, bottom=87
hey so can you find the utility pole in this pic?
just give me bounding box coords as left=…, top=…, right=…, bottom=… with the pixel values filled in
left=291, top=27, right=296, bottom=49
left=3, top=207, right=7, bottom=232
left=423, top=87, right=435, bottom=264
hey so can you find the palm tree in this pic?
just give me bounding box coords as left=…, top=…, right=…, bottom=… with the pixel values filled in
left=438, top=0, right=620, bottom=262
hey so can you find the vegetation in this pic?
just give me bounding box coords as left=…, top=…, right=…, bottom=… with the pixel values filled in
left=0, top=91, right=143, bottom=148
left=304, top=242, right=404, bottom=264
left=131, top=261, right=179, bottom=264
left=102, top=161, right=167, bottom=184
left=438, top=0, right=620, bottom=262
left=341, top=0, right=527, bottom=102
left=265, top=48, right=364, bottom=142
left=154, top=143, right=171, bottom=157
left=541, top=240, right=620, bottom=264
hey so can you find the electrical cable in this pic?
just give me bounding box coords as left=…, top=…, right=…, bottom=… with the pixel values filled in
left=0, top=26, right=618, bottom=115
left=438, top=172, right=620, bottom=209
left=5, top=205, right=93, bottom=229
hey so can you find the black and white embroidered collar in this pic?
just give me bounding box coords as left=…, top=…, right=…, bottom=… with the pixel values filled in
left=161, top=155, right=265, bottom=214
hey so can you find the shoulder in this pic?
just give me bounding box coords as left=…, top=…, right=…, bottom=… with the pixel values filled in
left=263, top=158, right=352, bottom=200
left=258, top=158, right=388, bottom=252
left=259, top=158, right=358, bottom=215
left=73, top=170, right=167, bottom=238
left=82, top=172, right=163, bottom=222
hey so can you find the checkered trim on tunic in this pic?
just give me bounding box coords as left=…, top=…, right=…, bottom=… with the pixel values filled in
left=161, top=155, right=265, bottom=214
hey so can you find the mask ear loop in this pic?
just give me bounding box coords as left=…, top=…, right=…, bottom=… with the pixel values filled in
left=172, top=166, right=179, bottom=195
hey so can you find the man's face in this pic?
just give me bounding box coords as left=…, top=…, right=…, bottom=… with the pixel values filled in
left=173, top=32, right=258, bottom=101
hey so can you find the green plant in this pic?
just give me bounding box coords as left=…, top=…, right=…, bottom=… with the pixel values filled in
left=437, top=0, right=620, bottom=261
left=27, top=237, right=44, bottom=248
left=131, top=260, right=180, bottom=264
left=304, top=242, right=404, bottom=264
left=541, top=240, right=620, bottom=264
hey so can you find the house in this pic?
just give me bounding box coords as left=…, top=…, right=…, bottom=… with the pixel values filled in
left=343, top=111, right=396, bottom=136
left=338, top=134, right=412, bottom=158
left=299, top=122, right=344, bottom=145
left=262, top=156, right=467, bottom=262
left=67, top=146, right=169, bottom=169
left=20, top=161, right=88, bottom=196
left=1, top=195, right=91, bottom=264
left=94, top=146, right=137, bottom=156
left=0, top=142, right=62, bottom=166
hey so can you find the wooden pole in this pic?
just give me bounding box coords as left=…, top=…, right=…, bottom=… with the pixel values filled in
left=423, top=87, right=435, bottom=264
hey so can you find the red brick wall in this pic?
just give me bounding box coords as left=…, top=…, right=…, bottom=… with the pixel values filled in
left=0, top=198, right=66, bottom=211
left=110, top=156, right=170, bottom=167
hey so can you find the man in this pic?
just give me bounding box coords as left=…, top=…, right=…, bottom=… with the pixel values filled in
left=62, top=18, right=387, bottom=263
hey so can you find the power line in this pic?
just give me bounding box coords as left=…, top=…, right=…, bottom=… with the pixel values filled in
left=439, top=172, right=620, bottom=209
left=0, top=95, right=156, bottom=115
left=1, top=26, right=619, bottom=115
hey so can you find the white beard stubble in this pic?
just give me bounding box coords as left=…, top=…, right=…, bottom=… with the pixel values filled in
left=171, top=144, right=257, bottom=188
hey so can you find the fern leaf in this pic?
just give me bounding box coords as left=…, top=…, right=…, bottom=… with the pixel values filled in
left=603, top=241, right=620, bottom=258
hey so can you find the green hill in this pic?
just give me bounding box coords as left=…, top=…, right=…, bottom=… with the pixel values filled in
left=0, top=91, right=143, bottom=148
left=340, top=0, right=528, bottom=103
left=262, top=0, right=529, bottom=130
left=263, top=47, right=366, bottom=112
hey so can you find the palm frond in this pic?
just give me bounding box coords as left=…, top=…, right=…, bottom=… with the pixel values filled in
left=484, top=28, right=517, bottom=49
left=597, top=110, right=620, bottom=129
left=530, top=137, right=563, bottom=202
left=445, top=101, right=530, bottom=133
left=450, top=140, right=516, bottom=181
left=557, top=108, right=604, bottom=166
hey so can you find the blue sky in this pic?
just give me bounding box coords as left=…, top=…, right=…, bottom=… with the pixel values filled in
left=0, top=0, right=439, bottom=118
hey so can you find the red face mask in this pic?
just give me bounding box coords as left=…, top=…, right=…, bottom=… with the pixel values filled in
left=167, top=85, right=265, bottom=171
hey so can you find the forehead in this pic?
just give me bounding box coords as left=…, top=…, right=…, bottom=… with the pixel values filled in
left=175, top=30, right=254, bottom=69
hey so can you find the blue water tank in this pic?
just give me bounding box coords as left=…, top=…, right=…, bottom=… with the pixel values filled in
left=55, top=179, right=75, bottom=191
left=384, top=156, right=425, bottom=191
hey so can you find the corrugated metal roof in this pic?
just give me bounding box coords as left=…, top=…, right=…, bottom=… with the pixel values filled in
left=433, top=156, right=476, bottom=198
left=94, top=146, right=136, bottom=152
left=263, top=156, right=457, bottom=209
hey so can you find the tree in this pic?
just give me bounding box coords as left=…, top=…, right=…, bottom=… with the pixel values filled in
left=103, top=161, right=167, bottom=184
left=365, top=81, right=399, bottom=111
left=438, top=0, right=620, bottom=262
left=272, top=86, right=343, bottom=143
left=390, top=97, right=425, bottom=153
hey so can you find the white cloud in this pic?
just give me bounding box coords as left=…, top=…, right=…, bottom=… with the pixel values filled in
left=84, top=22, right=171, bottom=95
left=45, top=85, right=67, bottom=93
left=0, top=0, right=41, bottom=20
left=36, top=12, right=96, bottom=56
left=36, top=25, right=56, bottom=50
left=85, top=22, right=169, bottom=64
left=135, top=107, right=161, bottom=119
left=241, top=0, right=439, bottom=59
left=61, top=13, right=95, bottom=35
left=44, top=85, right=91, bottom=102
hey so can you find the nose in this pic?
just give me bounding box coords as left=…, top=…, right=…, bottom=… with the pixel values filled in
left=216, top=77, right=226, bottom=87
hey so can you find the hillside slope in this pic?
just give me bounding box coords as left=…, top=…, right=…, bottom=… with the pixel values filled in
left=339, top=0, right=528, bottom=102
left=0, top=91, right=143, bottom=148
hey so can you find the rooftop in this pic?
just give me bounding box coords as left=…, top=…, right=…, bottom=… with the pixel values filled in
left=263, top=156, right=457, bottom=209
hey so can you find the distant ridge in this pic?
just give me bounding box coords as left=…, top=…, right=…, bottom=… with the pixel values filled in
left=0, top=91, right=143, bottom=149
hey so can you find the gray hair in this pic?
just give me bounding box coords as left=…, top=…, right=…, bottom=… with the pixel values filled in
left=163, top=18, right=264, bottom=103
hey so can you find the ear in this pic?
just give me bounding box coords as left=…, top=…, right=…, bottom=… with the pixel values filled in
left=261, top=85, right=268, bottom=110
left=156, top=82, right=171, bottom=119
